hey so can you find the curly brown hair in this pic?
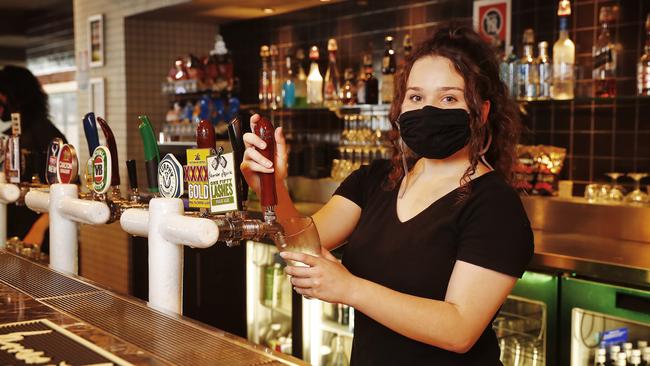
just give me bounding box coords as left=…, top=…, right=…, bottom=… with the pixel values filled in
left=385, top=26, right=521, bottom=193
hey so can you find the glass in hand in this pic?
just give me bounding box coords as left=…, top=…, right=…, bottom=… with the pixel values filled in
left=625, top=173, right=649, bottom=205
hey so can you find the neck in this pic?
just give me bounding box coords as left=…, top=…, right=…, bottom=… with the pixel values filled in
left=411, top=146, right=489, bottom=180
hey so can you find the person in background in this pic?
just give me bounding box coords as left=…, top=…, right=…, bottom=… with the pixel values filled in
left=0, top=65, right=66, bottom=252
left=242, top=26, right=534, bottom=365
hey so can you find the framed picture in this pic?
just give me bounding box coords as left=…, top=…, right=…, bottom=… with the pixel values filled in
left=89, top=78, right=105, bottom=119
left=88, top=14, right=104, bottom=68
left=473, top=0, right=511, bottom=52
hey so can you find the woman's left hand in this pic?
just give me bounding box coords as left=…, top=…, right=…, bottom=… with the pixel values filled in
left=280, top=247, right=359, bottom=304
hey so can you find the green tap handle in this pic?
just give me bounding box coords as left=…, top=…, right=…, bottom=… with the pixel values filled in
left=138, top=115, right=160, bottom=193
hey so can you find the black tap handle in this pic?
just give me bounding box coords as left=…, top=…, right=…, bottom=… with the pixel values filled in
left=126, top=159, right=138, bottom=190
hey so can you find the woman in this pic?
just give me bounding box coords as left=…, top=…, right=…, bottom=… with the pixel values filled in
left=1, top=65, right=66, bottom=251
left=242, top=26, right=534, bottom=365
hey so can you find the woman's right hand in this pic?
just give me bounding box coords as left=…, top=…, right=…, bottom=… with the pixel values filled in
left=241, top=114, right=288, bottom=197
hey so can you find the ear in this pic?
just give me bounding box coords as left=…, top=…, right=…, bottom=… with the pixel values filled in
left=481, top=100, right=491, bottom=125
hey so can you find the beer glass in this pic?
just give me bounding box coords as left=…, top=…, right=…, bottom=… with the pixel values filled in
left=275, top=216, right=322, bottom=267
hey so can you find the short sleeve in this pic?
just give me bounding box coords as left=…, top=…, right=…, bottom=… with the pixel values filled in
left=456, top=184, right=534, bottom=278
left=333, top=160, right=390, bottom=209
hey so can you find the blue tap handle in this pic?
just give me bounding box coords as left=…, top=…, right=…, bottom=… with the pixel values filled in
left=83, top=112, right=100, bottom=154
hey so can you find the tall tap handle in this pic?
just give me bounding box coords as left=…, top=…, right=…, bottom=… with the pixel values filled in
left=228, top=116, right=248, bottom=204
left=126, top=159, right=138, bottom=190
left=82, top=112, right=100, bottom=156
left=96, top=116, right=120, bottom=186
left=196, top=119, right=216, bottom=150
left=253, top=116, right=277, bottom=207
left=138, top=115, right=160, bottom=193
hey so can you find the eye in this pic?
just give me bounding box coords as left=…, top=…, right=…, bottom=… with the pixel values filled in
left=441, top=95, right=458, bottom=104
left=408, top=93, right=422, bottom=103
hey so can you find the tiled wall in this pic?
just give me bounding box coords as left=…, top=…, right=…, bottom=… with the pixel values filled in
left=222, top=0, right=650, bottom=193
left=72, top=0, right=188, bottom=294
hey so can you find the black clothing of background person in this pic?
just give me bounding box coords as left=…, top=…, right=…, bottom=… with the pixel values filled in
left=0, top=65, right=66, bottom=253
left=335, top=160, right=534, bottom=366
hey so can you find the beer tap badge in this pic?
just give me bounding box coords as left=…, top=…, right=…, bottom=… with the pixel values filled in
left=207, top=151, right=238, bottom=214
left=158, top=153, right=184, bottom=198
left=10, top=113, right=21, bottom=136
left=46, top=138, right=64, bottom=184
left=57, top=144, right=79, bottom=184
left=7, top=113, right=21, bottom=183
left=91, top=146, right=112, bottom=194
left=185, top=148, right=210, bottom=208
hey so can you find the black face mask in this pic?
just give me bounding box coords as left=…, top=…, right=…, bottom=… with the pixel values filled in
left=398, top=105, right=471, bottom=159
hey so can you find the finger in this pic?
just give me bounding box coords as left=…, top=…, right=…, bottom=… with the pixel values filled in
left=285, top=265, right=314, bottom=278
left=240, top=160, right=274, bottom=174
left=249, top=114, right=261, bottom=133
left=280, top=251, right=318, bottom=266
left=290, top=277, right=317, bottom=288
left=293, top=286, right=314, bottom=298
left=243, top=132, right=266, bottom=150
left=244, top=147, right=274, bottom=168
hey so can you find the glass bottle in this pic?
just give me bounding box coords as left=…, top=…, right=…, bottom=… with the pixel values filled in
left=328, top=335, right=349, bottom=366
left=356, top=54, right=367, bottom=104
left=403, top=34, right=412, bottom=66
left=537, top=41, right=552, bottom=99
left=340, top=68, right=357, bottom=105
left=518, top=28, right=539, bottom=101
left=637, top=14, right=650, bottom=96
left=381, top=35, right=396, bottom=104
left=500, top=45, right=518, bottom=98
left=269, top=45, right=281, bottom=109
left=552, top=0, right=575, bottom=100
left=307, top=46, right=324, bottom=105
left=258, top=45, right=271, bottom=109
left=363, top=53, right=379, bottom=104
left=282, top=55, right=296, bottom=108
left=593, top=6, right=618, bottom=98
left=295, top=48, right=308, bottom=107
left=324, top=38, right=342, bottom=106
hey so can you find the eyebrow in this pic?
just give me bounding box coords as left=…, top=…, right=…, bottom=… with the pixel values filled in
left=406, top=86, right=464, bottom=92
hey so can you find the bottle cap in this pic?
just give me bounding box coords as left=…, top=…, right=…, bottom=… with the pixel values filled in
left=260, top=45, right=270, bottom=58
left=327, top=38, right=338, bottom=52
left=558, top=0, right=571, bottom=16
left=309, top=45, right=319, bottom=60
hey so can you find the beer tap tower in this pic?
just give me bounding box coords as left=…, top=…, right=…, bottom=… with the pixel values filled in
left=120, top=116, right=286, bottom=314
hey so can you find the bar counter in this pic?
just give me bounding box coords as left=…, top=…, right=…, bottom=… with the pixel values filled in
left=0, top=250, right=307, bottom=366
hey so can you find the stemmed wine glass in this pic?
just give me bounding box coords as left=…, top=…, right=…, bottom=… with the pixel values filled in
left=625, top=173, right=649, bottom=204
left=605, top=172, right=625, bottom=202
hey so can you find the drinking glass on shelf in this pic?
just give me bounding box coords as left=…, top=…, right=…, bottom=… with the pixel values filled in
left=625, top=173, right=649, bottom=204
left=584, top=184, right=602, bottom=203
left=605, top=172, right=625, bottom=202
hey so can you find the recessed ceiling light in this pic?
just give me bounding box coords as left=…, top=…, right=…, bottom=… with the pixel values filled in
left=262, top=8, right=275, bottom=14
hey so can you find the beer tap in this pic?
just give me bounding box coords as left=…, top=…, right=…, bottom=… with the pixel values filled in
left=138, top=115, right=160, bottom=195
left=81, top=112, right=100, bottom=198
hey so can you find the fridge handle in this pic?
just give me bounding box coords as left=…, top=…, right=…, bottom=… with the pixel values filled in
left=616, top=292, right=650, bottom=316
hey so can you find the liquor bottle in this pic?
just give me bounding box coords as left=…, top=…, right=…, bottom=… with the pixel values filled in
left=537, top=41, right=552, bottom=99
left=631, top=349, right=642, bottom=366
left=363, top=53, right=379, bottom=104
left=341, top=68, right=357, bottom=105
left=552, top=0, right=575, bottom=100
left=637, top=14, right=650, bottom=96
left=295, top=48, right=308, bottom=107
left=324, top=38, right=342, bottom=106
left=611, top=345, right=622, bottom=366
left=500, top=45, right=518, bottom=98
left=307, top=46, right=324, bottom=105
left=624, top=343, right=634, bottom=361
left=356, top=54, right=367, bottom=104
left=403, top=34, right=412, bottom=64
left=381, top=36, right=396, bottom=104
left=595, top=354, right=607, bottom=366
left=593, top=6, right=618, bottom=98
left=259, top=45, right=271, bottom=109
left=269, top=45, right=281, bottom=109
left=617, top=352, right=629, bottom=366
left=282, top=55, right=296, bottom=108
left=518, top=28, right=539, bottom=101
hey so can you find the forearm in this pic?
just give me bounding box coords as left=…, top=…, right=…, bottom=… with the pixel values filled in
left=347, top=277, right=472, bottom=353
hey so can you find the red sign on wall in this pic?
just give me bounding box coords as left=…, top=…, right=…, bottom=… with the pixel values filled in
left=473, top=0, right=511, bottom=51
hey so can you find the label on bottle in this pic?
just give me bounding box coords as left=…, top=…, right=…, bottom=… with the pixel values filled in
left=382, top=56, right=390, bottom=69
left=207, top=152, right=238, bottom=214
left=158, top=153, right=184, bottom=198
left=553, top=63, right=574, bottom=80
left=381, top=74, right=394, bottom=103
left=518, top=63, right=538, bottom=99
left=600, top=327, right=628, bottom=347
left=185, top=148, right=211, bottom=209
left=538, top=63, right=552, bottom=98
left=92, top=146, right=111, bottom=194
left=594, top=47, right=615, bottom=71
left=57, top=144, right=78, bottom=184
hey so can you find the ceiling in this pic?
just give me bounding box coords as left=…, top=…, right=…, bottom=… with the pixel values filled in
left=134, top=0, right=344, bottom=22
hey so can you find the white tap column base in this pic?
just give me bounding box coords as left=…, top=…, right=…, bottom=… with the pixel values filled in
left=148, top=198, right=185, bottom=314
left=49, top=184, right=79, bottom=275
left=0, top=172, right=19, bottom=247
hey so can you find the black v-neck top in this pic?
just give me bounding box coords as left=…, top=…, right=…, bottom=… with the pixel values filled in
left=334, top=159, right=534, bottom=365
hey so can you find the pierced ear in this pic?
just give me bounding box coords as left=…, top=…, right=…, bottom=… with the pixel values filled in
left=481, top=100, right=491, bottom=124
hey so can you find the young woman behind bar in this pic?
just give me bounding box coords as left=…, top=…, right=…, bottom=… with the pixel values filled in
left=242, top=26, right=534, bottom=365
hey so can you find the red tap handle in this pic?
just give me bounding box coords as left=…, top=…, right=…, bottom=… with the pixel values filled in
left=253, top=116, right=277, bottom=207
left=96, top=116, right=120, bottom=186
left=196, top=119, right=216, bottom=150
